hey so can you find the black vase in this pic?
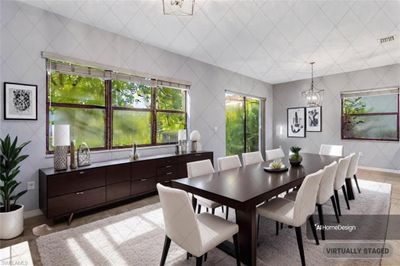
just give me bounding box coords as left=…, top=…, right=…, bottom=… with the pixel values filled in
left=289, top=155, right=302, bottom=167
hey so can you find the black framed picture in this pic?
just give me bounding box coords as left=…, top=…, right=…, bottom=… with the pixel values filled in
left=4, top=82, right=38, bottom=120
left=306, top=106, right=322, bottom=132
left=287, top=107, right=306, bottom=138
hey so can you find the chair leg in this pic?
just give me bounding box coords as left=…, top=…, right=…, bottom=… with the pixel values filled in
left=211, top=208, right=215, bottom=215
left=206, top=207, right=209, bottom=212
left=281, top=223, right=283, bottom=229
left=197, top=205, right=201, bottom=214
left=342, top=185, right=350, bottom=210
left=222, top=206, right=224, bottom=213
left=308, top=215, right=319, bottom=245
left=186, top=252, right=192, bottom=260
left=160, top=235, right=171, bottom=266
left=226, top=207, right=229, bottom=220
left=317, top=204, right=324, bottom=241
left=257, top=215, right=261, bottom=247
left=275, top=221, right=279, bottom=235
left=330, top=196, right=340, bottom=223
left=196, top=256, right=203, bottom=266
left=204, top=253, right=207, bottom=262
left=354, top=174, right=361, bottom=193
left=334, top=190, right=341, bottom=216
left=295, top=227, right=306, bottom=266
left=233, top=233, right=241, bottom=266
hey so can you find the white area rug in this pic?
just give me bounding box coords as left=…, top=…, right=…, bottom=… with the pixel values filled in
left=37, top=180, right=391, bottom=266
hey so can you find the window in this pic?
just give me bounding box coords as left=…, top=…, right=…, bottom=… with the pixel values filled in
left=46, top=60, right=188, bottom=153
left=225, top=93, right=264, bottom=156
left=341, top=88, right=399, bottom=141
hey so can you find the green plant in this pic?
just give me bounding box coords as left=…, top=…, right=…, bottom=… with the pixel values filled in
left=270, top=160, right=283, bottom=169
left=0, top=135, right=30, bottom=212
left=289, top=146, right=302, bottom=161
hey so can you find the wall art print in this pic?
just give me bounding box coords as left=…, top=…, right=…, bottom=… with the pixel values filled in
left=306, top=106, right=322, bottom=132
left=4, top=82, right=37, bottom=120
left=287, top=107, right=306, bottom=138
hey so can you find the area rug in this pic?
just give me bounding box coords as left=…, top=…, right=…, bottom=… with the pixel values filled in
left=37, top=180, right=391, bottom=266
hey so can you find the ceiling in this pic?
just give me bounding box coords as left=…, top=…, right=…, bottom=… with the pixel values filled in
left=20, top=0, right=399, bottom=84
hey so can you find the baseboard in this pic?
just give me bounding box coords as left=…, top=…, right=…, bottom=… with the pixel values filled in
left=359, top=165, right=400, bottom=175
left=24, top=209, right=43, bottom=219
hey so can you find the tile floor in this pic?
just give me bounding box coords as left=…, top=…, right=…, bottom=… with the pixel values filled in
left=1, top=169, right=400, bottom=266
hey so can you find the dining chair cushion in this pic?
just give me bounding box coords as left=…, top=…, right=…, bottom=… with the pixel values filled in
left=317, top=161, right=338, bottom=204
left=187, top=159, right=215, bottom=178
left=319, top=144, right=343, bottom=156
left=334, top=155, right=352, bottom=190
left=242, top=151, right=264, bottom=166
left=258, top=169, right=324, bottom=227
left=347, top=152, right=360, bottom=177
left=217, top=155, right=242, bottom=171
left=265, top=148, right=285, bottom=161
left=197, top=212, right=239, bottom=255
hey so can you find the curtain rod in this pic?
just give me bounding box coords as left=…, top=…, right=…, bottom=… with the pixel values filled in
left=41, top=51, right=192, bottom=87
left=341, top=86, right=399, bottom=96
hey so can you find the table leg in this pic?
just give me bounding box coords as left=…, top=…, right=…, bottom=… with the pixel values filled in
left=345, top=178, right=355, bottom=200
left=236, top=206, right=257, bottom=266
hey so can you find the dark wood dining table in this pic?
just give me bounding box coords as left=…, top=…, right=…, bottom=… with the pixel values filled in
left=171, top=153, right=340, bottom=266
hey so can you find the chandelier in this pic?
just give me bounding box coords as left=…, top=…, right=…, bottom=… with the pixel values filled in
left=302, top=62, right=323, bottom=107
left=163, top=0, right=195, bottom=16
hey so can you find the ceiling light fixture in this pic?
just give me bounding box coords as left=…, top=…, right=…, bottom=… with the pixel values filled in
left=302, top=62, right=323, bottom=107
left=163, top=0, right=195, bottom=16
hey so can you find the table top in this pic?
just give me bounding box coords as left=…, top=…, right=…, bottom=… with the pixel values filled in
left=172, top=153, right=340, bottom=208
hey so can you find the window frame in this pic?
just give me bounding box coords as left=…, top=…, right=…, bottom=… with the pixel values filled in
left=340, top=91, right=399, bottom=141
left=46, top=73, right=188, bottom=154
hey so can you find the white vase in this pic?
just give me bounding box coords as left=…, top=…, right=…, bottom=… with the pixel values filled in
left=0, top=205, right=24, bottom=239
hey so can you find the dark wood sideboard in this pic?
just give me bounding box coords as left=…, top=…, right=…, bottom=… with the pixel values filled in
left=39, top=151, right=213, bottom=221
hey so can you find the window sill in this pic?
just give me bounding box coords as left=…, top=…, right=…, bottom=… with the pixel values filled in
left=45, top=144, right=177, bottom=159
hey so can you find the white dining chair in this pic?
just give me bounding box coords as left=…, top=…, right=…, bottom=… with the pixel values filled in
left=333, top=154, right=352, bottom=216
left=217, top=155, right=242, bottom=171
left=217, top=155, right=242, bottom=220
left=347, top=152, right=361, bottom=193
left=265, top=147, right=285, bottom=161
left=157, top=184, right=240, bottom=266
left=319, top=144, right=343, bottom=157
left=242, top=151, right=264, bottom=166
left=187, top=160, right=223, bottom=215
left=285, top=161, right=340, bottom=240
left=257, top=169, right=324, bottom=266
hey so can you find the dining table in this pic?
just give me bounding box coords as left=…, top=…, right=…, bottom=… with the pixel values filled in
left=171, top=153, right=340, bottom=266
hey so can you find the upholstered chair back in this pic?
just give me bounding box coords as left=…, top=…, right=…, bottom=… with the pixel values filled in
left=319, top=144, right=343, bottom=157
left=242, top=151, right=264, bottom=166
left=187, top=159, right=214, bottom=178
left=317, top=161, right=338, bottom=204
left=217, top=155, right=242, bottom=171
left=265, top=148, right=285, bottom=161
left=334, top=155, right=352, bottom=190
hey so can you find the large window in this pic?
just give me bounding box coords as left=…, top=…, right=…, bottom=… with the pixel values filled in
left=341, top=88, right=399, bottom=141
left=225, top=93, right=263, bottom=156
left=47, top=61, right=188, bottom=152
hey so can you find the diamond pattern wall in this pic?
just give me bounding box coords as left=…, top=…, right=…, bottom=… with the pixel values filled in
left=273, top=63, right=400, bottom=171
left=0, top=1, right=273, bottom=211
left=20, top=0, right=400, bottom=84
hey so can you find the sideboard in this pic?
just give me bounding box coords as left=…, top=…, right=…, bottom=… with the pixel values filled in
left=39, top=151, right=213, bottom=222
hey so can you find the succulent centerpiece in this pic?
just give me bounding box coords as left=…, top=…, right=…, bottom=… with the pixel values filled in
left=289, top=146, right=302, bottom=166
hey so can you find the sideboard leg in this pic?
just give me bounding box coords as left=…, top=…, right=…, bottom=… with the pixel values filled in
left=68, top=213, right=74, bottom=225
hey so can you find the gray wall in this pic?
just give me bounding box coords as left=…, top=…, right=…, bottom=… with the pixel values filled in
left=0, top=1, right=273, bottom=212
left=273, top=64, right=400, bottom=171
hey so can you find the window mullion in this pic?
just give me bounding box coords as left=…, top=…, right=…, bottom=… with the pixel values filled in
left=105, top=80, right=112, bottom=150
left=151, top=87, right=157, bottom=145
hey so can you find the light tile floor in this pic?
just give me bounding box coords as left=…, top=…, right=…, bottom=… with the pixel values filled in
left=1, top=170, right=399, bottom=266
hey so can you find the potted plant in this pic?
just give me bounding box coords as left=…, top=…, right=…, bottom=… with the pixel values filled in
left=289, top=146, right=302, bottom=167
left=0, top=135, right=30, bottom=239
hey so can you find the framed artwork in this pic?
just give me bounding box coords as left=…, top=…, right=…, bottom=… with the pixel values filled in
left=306, top=106, right=322, bottom=132
left=287, top=107, right=306, bottom=138
left=4, top=82, right=37, bottom=120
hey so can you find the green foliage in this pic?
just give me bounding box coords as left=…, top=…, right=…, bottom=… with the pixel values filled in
left=157, top=87, right=185, bottom=111
left=112, top=80, right=151, bottom=108
left=289, top=146, right=302, bottom=161
left=49, top=72, right=105, bottom=106
left=0, top=135, right=30, bottom=212
left=225, top=96, right=260, bottom=156
left=270, top=160, right=283, bottom=169
left=342, top=97, right=368, bottom=138
left=113, top=110, right=151, bottom=146
left=157, top=113, right=185, bottom=143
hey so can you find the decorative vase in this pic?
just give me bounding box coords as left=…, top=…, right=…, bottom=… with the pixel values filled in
left=77, top=142, right=91, bottom=167
left=54, top=146, right=68, bottom=170
left=289, top=155, right=302, bottom=167
left=70, top=140, right=77, bottom=169
left=0, top=204, right=24, bottom=239
left=191, top=140, right=198, bottom=152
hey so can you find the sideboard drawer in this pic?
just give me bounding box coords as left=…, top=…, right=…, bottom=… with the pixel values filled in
left=48, top=168, right=106, bottom=197
left=107, top=181, right=131, bottom=201
left=186, top=153, right=212, bottom=163
left=131, top=178, right=156, bottom=195
left=48, top=187, right=106, bottom=217
left=132, top=161, right=157, bottom=180
left=106, top=164, right=131, bottom=185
